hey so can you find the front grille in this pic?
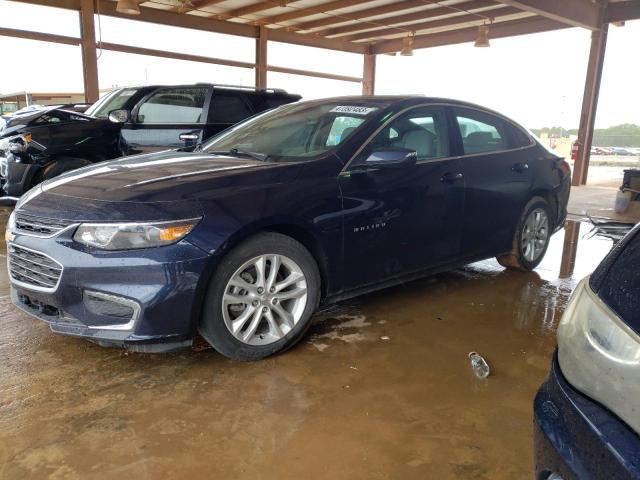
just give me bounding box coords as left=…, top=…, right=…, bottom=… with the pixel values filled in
left=8, top=244, right=63, bottom=290
left=15, top=213, right=74, bottom=236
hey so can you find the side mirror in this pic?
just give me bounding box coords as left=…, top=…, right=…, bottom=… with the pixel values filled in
left=108, top=109, right=130, bottom=123
left=364, top=147, right=417, bottom=169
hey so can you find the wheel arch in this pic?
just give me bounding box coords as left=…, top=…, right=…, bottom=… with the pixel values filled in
left=30, top=156, right=94, bottom=188
left=188, top=219, right=331, bottom=333
left=530, top=188, right=559, bottom=226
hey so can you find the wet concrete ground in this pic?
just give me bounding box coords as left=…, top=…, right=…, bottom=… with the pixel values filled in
left=0, top=208, right=615, bottom=480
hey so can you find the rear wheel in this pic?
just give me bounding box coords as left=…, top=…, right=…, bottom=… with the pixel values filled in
left=199, top=232, right=320, bottom=361
left=497, top=197, right=552, bottom=271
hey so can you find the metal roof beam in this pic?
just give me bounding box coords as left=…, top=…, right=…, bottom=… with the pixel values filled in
left=0, top=26, right=80, bottom=45
left=97, top=0, right=258, bottom=37
left=216, top=1, right=302, bottom=21
left=100, top=0, right=366, bottom=52
left=605, top=0, right=640, bottom=23
left=256, top=0, right=376, bottom=26
left=168, top=0, right=228, bottom=14
left=340, top=6, right=521, bottom=42
left=498, top=0, right=601, bottom=30
left=293, top=0, right=496, bottom=33
left=372, top=16, right=568, bottom=54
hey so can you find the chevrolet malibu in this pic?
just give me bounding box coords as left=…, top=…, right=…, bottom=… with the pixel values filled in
left=6, top=97, right=570, bottom=360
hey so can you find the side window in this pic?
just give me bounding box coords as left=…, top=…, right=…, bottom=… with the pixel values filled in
left=210, top=93, right=253, bottom=123
left=326, top=116, right=364, bottom=146
left=509, top=124, right=533, bottom=148
left=355, top=106, right=449, bottom=164
left=454, top=109, right=510, bottom=154
left=137, top=87, right=207, bottom=124
left=34, top=111, right=68, bottom=125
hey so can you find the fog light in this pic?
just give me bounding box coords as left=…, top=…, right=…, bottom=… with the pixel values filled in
left=83, top=291, right=140, bottom=330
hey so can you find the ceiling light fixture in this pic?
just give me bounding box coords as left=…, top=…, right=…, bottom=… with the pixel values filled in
left=400, top=34, right=414, bottom=56
left=116, top=0, right=140, bottom=15
left=474, top=24, right=490, bottom=48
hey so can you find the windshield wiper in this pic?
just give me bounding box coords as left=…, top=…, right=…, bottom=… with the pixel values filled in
left=229, top=148, right=269, bottom=162
left=207, top=148, right=269, bottom=162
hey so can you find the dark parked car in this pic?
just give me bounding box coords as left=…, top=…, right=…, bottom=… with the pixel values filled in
left=534, top=223, right=640, bottom=480
left=6, top=96, right=570, bottom=360
left=0, top=84, right=301, bottom=200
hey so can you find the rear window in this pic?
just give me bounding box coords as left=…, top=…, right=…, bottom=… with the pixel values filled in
left=453, top=108, right=509, bottom=154
left=453, top=107, right=531, bottom=154
left=508, top=124, right=532, bottom=148
left=590, top=225, right=640, bottom=331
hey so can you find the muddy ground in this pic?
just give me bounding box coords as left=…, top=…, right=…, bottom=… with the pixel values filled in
left=0, top=209, right=614, bottom=479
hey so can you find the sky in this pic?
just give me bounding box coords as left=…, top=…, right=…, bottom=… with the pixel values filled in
left=0, top=0, right=638, bottom=129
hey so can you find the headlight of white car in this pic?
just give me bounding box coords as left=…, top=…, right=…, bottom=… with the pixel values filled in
left=5, top=210, right=16, bottom=242
left=73, top=218, right=201, bottom=250
left=557, top=277, right=640, bottom=435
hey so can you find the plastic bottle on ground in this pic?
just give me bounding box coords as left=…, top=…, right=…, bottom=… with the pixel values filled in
left=469, top=351, right=490, bottom=379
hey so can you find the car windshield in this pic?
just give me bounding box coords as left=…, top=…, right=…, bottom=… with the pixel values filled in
left=85, top=87, right=141, bottom=118
left=201, top=101, right=385, bottom=162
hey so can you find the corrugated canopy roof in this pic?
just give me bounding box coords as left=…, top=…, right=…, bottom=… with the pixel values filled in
left=111, top=0, right=639, bottom=54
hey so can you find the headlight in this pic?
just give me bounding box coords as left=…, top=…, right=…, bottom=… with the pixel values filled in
left=5, top=211, right=16, bottom=242
left=557, top=277, right=640, bottom=435
left=0, top=133, right=31, bottom=154
left=73, top=218, right=201, bottom=250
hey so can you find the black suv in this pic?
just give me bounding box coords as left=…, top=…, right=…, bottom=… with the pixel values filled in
left=0, top=84, right=301, bottom=201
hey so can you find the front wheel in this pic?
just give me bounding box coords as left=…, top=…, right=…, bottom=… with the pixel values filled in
left=199, top=232, right=321, bottom=361
left=497, top=197, right=552, bottom=271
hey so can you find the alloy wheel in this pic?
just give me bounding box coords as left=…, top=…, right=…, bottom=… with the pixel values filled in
left=521, top=207, right=549, bottom=263
left=222, top=254, right=308, bottom=346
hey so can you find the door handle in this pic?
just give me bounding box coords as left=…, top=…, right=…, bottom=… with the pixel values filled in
left=440, top=172, right=463, bottom=183
left=179, top=132, right=199, bottom=141
left=512, top=162, right=529, bottom=173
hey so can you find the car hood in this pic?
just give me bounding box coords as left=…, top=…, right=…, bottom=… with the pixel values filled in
left=0, top=106, right=95, bottom=137
left=17, top=150, right=292, bottom=221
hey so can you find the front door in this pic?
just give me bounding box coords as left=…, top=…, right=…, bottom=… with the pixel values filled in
left=339, top=105, right=465, bottom=291
left=120, top=86, right=212, bottom=154
left=450, top=106, right=533, bottom=257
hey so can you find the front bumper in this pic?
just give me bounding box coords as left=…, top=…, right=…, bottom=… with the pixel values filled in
left=0, top=152, right=38, bottom=197
left=533, top=351, right=640, bottom=480
left=8, top=227, right=212, bottom=352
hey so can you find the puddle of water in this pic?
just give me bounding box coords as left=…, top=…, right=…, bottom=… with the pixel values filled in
left=0, top=215, right=617, bottom=480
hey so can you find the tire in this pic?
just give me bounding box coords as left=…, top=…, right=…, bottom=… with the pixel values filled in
left=33, top=157, right=92, bottom=186
left=497, top=197, right=553, bottom=271
left=198, top=232, right=321, bottom=361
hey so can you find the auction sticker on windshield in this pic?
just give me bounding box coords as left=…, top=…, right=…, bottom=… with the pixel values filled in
left=330, top=106, right=378, bottom=115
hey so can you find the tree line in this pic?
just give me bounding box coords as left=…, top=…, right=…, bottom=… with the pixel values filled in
left=530, top=123, right=640, bottom=147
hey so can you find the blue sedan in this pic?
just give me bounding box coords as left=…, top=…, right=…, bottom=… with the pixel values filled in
left=534, top=224, right=640, bottom=479
left=6, top=96, right=570, bottom=360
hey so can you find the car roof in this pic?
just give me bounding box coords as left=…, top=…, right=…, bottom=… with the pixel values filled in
left=297, top=95, right=506, bottom=111
left=108, top=84, right=298, bottom=97
left=293, top=95, right=527, bottom=128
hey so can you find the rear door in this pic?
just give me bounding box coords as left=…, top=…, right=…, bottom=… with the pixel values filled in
left=450, top=106, right=534, bottom=257
left=120, top=86, right=212, bottom=154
